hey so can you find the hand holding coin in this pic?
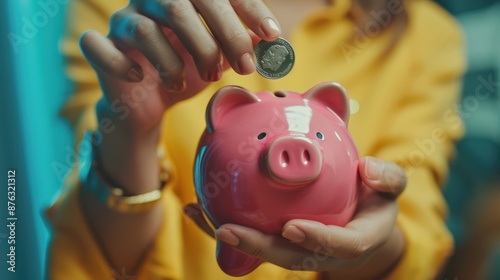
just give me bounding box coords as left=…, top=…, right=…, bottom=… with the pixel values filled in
left=255, top=37, right=295, bottom=79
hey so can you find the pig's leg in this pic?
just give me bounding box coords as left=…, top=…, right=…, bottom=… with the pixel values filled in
left=216, top=240, right=263, bottom=276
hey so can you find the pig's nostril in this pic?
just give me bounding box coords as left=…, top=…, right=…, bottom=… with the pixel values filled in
left=281, top=151, right=290, bottom=167
left=303, top=150, right=311, bottom=164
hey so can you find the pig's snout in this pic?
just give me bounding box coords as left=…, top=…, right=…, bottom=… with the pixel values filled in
left=266, top=136, right=323, bottom=185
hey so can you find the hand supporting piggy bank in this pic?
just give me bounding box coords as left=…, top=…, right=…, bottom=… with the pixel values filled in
left=194, top=82, right=360, bottom=276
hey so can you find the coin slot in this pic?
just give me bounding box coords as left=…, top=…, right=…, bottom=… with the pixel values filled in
left=274, top=91, right=287, bottom=98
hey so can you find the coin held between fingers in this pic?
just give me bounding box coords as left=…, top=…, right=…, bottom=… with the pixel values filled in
left=254, top=37, right=295, bottom=79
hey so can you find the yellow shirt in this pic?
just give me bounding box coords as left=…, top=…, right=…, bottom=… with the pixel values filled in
left=47, top=0, right=465, bottom=279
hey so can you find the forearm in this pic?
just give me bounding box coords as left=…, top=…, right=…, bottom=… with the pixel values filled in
left=79, top=119, right=164, bottom=273
left=322, top=226, right=405, bottom=280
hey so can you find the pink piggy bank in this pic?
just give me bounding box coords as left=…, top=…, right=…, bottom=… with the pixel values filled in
left=194, top=82, right=360, bottom=276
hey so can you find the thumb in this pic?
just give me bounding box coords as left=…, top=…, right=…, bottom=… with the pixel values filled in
left=359, top=157, right=407, bottom=197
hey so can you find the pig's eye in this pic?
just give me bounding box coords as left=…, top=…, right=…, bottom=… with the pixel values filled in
left=316, top=132, right=324, bottom=140
left=257, top=132, right=267, bottom=140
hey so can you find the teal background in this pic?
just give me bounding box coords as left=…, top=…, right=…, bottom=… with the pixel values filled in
left=0, top=1, right=72, bottom=279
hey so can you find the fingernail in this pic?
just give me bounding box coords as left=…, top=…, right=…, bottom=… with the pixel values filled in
left=237, top=53, right=255, bottom=75
left=365, top=157, right=382, bottom=180
left=127, top=66, right=144, bottom=82
left=282, top=226, right=306, bottom=243
left=209, top=62, right=222, bottom=81
left=169, top=80, right=185, bottom=92
left=261, top=18, right=280, bottom=38
left=215, top=228, right=240, bottom=246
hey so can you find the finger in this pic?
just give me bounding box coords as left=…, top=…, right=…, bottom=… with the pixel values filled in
left=215, top=29, right=260, bottom=71
left=79, top=30, right=144, bottom=83
left=282, top=194, right=397, bottom=259
left=109, top=9, right=185, bottom=91
left=359, top=157, right=407, bottom=197
left=214, top=29, right=260, bottom=71
left=229, top=0, right=281, bottom=40
left=248, top=29, right=262, bottom=46
left=184, top=204, right=215, bottom=237
left=136, top=0, right=222, bottom=82
left=192, top=0, right=256, bottom=75
left=215, top=224, right=337, bottom=270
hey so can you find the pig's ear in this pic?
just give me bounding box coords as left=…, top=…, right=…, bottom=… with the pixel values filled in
left=207, top=86, right=260, bottom=132
left=304, top=82, right=350, bottom=124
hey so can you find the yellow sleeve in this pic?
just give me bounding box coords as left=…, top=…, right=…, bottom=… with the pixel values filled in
left=47, top=171, right=185, bottom=279
left=378, top=2, right=465, bottom=279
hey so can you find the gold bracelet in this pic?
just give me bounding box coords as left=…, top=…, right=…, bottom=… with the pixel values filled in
left=79, top=131, right=164, bottom=213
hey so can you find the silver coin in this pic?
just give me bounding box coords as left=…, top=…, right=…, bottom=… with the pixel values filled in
left=254, top=37, right=295, bottom=79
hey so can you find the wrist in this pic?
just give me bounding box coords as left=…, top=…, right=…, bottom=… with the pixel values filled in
left=97, top=123, right=162, bottom=195
left=95, top=96, right=167, bottom=138
left=79, top=131, right=165, bottom=213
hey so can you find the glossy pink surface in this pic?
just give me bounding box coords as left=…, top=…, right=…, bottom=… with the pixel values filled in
left=194, top=82, right=360, bottom=276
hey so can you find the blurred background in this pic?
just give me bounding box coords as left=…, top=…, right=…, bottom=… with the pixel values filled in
left=436, top=0, right=500, bottom=279
left=0, top=1, right=73, bottom=279
left=0, top=0, right=498, bottom=279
